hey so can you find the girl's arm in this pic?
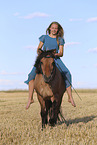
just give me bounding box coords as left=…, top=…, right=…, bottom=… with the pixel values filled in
left=55, top=45, right=64, bottom=57
left=37, top=41, right=44, bottom=54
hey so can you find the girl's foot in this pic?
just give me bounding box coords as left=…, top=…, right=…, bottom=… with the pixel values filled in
left=68, top=98, right=76, bottom=107
left=26, top=99, right=34, bottom=109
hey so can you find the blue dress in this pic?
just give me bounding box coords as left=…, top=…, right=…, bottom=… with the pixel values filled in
left=24, top=35, right=71, bottom=88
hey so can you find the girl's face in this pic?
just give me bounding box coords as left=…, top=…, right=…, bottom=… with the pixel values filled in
left=49, top=24, right=58, bottom=35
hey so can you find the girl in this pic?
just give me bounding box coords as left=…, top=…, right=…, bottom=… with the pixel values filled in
left=25, top=21, right=76, bottom=109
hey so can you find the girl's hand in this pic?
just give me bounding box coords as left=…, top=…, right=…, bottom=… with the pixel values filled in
left=56, top=45, right=63, bottom=57
left=55, top=53, right=58, bottom=56
left=37, top=48, right=42, bottom=55
left=37, top=41, right=44, bottom=54
left=54, top=52, right=63, bottom=57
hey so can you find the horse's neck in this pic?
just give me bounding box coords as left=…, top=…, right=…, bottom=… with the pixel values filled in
left=49, top=67, right=65, bottom=92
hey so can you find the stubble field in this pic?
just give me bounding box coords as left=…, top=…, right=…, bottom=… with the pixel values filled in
left=0, top=89, right=97, bottom=145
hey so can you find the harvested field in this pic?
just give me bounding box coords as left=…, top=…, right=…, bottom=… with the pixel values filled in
left=0, top=90, right=97, bottom=145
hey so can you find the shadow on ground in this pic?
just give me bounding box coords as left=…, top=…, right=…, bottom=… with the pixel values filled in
left=57, top=115, right=97, bottom=126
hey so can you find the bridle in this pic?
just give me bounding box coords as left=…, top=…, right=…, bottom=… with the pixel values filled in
left=40, top=55, right=56, bottom=83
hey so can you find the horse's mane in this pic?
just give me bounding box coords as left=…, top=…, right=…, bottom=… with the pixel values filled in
left=34, top=50, right=55, bottom=74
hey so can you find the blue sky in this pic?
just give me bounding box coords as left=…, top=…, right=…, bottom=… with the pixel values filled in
left=0, top=0, right=97, bottom=90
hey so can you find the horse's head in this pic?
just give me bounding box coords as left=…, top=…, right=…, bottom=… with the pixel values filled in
left=34, top=49, right=56, bottom=83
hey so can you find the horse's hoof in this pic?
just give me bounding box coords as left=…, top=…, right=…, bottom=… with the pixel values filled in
left=41, top=128, right=43, bottom=131
left=41, top=124, right=46, bottom=130
left=49, top=119, right=56, bottom=126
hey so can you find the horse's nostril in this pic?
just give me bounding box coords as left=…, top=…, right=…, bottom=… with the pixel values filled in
left=43, top=75, right=51, bottom=83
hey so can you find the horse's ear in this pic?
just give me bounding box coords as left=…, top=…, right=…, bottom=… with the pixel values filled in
left=38, top=49, right=43, bottom=55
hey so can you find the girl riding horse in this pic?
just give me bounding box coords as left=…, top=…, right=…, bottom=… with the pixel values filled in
left=25, top=21, right=76, bottom=109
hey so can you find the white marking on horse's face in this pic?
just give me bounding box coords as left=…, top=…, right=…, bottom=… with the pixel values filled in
left=41, top=57, right=54, bottom=78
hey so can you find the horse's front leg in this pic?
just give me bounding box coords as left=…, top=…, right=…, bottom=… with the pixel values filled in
left=37, top=94, right=47, bottom=130
left=54, top=95, right=63, bottom=123
left=49, top=96, right=57, bottom=126
left=41, top=106, right=47, bottom=129
left=49, top=95, right=61, bottom=126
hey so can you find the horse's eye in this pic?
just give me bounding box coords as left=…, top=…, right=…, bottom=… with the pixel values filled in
left=40, top=61, right=43, bottom=65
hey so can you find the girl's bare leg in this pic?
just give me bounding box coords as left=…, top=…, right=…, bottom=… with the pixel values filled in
left=26, top=80, right=34, bottom=109
left=66, top=85, right=76, bottom=107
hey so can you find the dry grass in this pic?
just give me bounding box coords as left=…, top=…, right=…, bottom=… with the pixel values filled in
left=0, top=90, right=97, bottom=145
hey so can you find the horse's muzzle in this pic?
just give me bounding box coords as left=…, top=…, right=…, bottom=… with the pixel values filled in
left=43, top=74, right=52, bottom=83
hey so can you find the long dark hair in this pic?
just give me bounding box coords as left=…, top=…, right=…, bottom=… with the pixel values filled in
left=46, top=21, right=64, bottom=46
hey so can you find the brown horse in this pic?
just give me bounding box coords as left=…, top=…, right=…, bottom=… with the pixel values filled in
left=34, top=49, right=66, bottom=129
